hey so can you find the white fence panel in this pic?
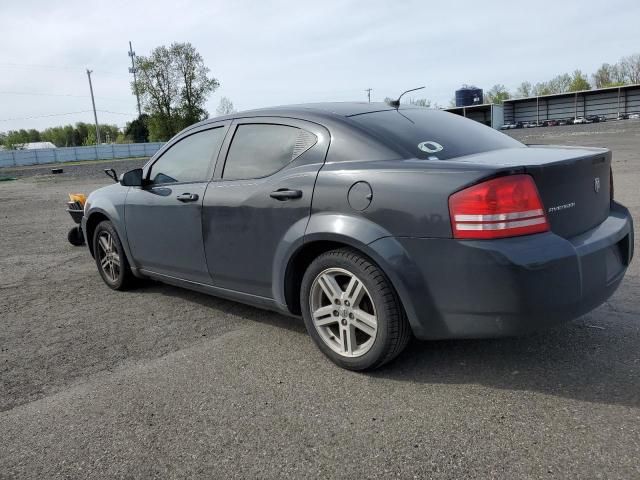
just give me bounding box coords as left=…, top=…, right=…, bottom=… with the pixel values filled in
left=0, top=142, right=164, bottom=168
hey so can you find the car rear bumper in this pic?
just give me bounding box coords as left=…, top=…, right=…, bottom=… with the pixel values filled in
left=370, top=202, right=634, bottom=340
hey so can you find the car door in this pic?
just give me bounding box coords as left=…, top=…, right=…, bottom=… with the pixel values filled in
left=202, top=117, right=330, bottom=298
left=125, top=123, right=229, bottom=283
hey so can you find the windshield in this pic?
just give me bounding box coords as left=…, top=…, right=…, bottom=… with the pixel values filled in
left=349, top=108, right=524, bottom=160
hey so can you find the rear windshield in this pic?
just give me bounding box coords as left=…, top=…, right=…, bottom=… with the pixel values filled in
left=349, top=108, right=524, bottom=160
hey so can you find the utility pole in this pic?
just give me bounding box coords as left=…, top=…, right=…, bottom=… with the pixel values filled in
left=86, top=69, right=101, bottom=144
left=365, top=88, right=372, bottom=103
left=128, top=41, right=142, bottom=117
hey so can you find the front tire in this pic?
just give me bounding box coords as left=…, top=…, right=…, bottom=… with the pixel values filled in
left=93, top=220, right=133, bottom=290
left=301, top=248, right=411, bottom=370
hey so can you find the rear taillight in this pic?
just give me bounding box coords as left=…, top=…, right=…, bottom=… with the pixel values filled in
left=449, top=174, right=549, bottom=239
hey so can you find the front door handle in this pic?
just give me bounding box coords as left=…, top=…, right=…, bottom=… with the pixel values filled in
left=176, top=193, right=199, bottom=202
left=270, top=189, right=303, bottom=201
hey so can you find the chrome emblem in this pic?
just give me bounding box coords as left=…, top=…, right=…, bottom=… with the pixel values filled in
left=594, top=177, right=600, bottom=193
left=548, top=202, right=576, bottom=213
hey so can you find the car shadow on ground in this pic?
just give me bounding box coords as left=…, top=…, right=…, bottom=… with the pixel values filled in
left=130, top=280, right=308, bottom=335
left=131, top=282, right=639, bottom=409
left=373, top=314, right=640, bottom=409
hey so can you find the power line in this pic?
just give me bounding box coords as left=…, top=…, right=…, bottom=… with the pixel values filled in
left=0, top=109, right=135, bottom=124
left=0, top=91, right=132, bottom=102
left=0, top=111, right=92, bottom=122
left=97, top=110, right=137, bottom=116
left=0, top=62, right=129, bottom=77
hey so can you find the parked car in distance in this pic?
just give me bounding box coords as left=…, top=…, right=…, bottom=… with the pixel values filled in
left=629, top=113, right=640, bottom=119
left=514, top=121, right=524, bottom=129
left=558, top=118, right=572, bottom=126
left=573, top=117, right=589, bottom=124
left=500, top=122, right=516, bottom=130
left=586, top=115, right=601, bottom=123
left=598, top=115, right=607, bottom=122
left=617, top=113, right=629, bottom=120
left=82, top=103, right=634, bottom=370
left=542, top=119, right=558, bottom=127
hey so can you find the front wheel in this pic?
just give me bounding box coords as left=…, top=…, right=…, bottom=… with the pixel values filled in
left=93, top=220, right=133, bottom=290
left=301, top=248, right=411, bottom=370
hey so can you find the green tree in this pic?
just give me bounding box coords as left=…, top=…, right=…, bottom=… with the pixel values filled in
left=515, top=81, right=532, bottom=98
left=216, top=97, right=236, bottom=116
left=548, top=73, right=572, bottom=93
left=172, top=43, right=220, bottom=126
left=592, top=63, right=625, bottom=88
left=568, top=70, right=591, bottom=92
left=135, top=42, right=219, bottom=141
left=619, top=53, right=640, bottom=84
left=100, top=124, right=120, bottom=144
left=408, top=98, right=431, bottom=107
left=125, top=115, right=150, bottom=143
left=84, top=129, right=96, bottom=146
left=2, top=130, right=31, bottom=149
left=27, top=129, right=41, bottom=142
left=484, top=84, right=510, bottom=104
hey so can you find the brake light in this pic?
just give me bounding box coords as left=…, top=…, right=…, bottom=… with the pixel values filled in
left=449, top=174, right=549, bottom=239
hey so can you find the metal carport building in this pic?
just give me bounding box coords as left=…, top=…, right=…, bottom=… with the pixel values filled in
left=444, top=103, right=504, bottom=129
left=503, top=84, right=640, bottom=123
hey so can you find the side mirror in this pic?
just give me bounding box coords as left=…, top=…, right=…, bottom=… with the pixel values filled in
left=120, top=168, right=144, bottom=187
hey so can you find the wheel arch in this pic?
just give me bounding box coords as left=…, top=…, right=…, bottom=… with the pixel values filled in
left=83, top=207, right=136, bottom=273
left=283, top=238, right=356, bottom=315
left=85, top=210, right=111, bottom=258
left=281, top=232, right=432, bottom=339
left=280, top=233, right=417, bottom=325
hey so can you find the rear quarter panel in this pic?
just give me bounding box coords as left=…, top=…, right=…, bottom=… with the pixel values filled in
left=311, top=159, right=504, bottom=239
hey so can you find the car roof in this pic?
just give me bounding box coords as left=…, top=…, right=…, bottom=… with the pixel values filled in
left=192, top=102, right=425, bottom=129
left=263, top=102, right=398, bottom=117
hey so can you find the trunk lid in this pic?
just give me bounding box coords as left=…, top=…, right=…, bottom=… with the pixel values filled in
left=452, top=146, right=611, bottom=238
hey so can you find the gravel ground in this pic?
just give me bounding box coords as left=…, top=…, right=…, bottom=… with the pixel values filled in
left=0, top=157, right=148, bottom=180
left=0, top=123, right=639, bottom=479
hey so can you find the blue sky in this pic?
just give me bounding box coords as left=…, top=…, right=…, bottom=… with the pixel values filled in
left=1, top=0, right=639, bottom=131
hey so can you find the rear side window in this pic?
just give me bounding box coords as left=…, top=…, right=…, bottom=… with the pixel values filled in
left=349, top=109, right=524, bottom=160
left=149, top=127, right=225, bottom=184
left=223, top=124, right=316, bottom=180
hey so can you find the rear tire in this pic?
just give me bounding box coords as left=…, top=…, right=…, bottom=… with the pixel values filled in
left=93, top=220, right=133, bottom=290
left=301, top=248, right=411, bottom=371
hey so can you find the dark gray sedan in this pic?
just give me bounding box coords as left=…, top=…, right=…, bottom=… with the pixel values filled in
left=82, top=103, right=634, bottom=370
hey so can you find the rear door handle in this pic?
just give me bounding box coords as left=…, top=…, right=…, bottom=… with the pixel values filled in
left=270, top=189, right=303, bottom=201
left=176, top=193, right=199, bottom=202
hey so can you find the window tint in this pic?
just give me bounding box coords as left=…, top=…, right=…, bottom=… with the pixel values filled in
left=149, top=127, right=225, bottom=184
left=223, top=124, right=316, bottom=180
left=349, top=109, right=524, bottom=160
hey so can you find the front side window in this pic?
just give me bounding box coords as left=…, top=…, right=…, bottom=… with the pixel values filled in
left=223, top=124, right=316, bottom=180
left=149, top=127, right=225, bottom=184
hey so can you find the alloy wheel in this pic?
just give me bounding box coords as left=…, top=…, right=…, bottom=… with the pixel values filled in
left=97, top=231, right=120, bottom=283
left=309, top=267, right=378, bottom=357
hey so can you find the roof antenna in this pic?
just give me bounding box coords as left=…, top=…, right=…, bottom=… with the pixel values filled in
left=387, top=86, right=425, bottom=109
